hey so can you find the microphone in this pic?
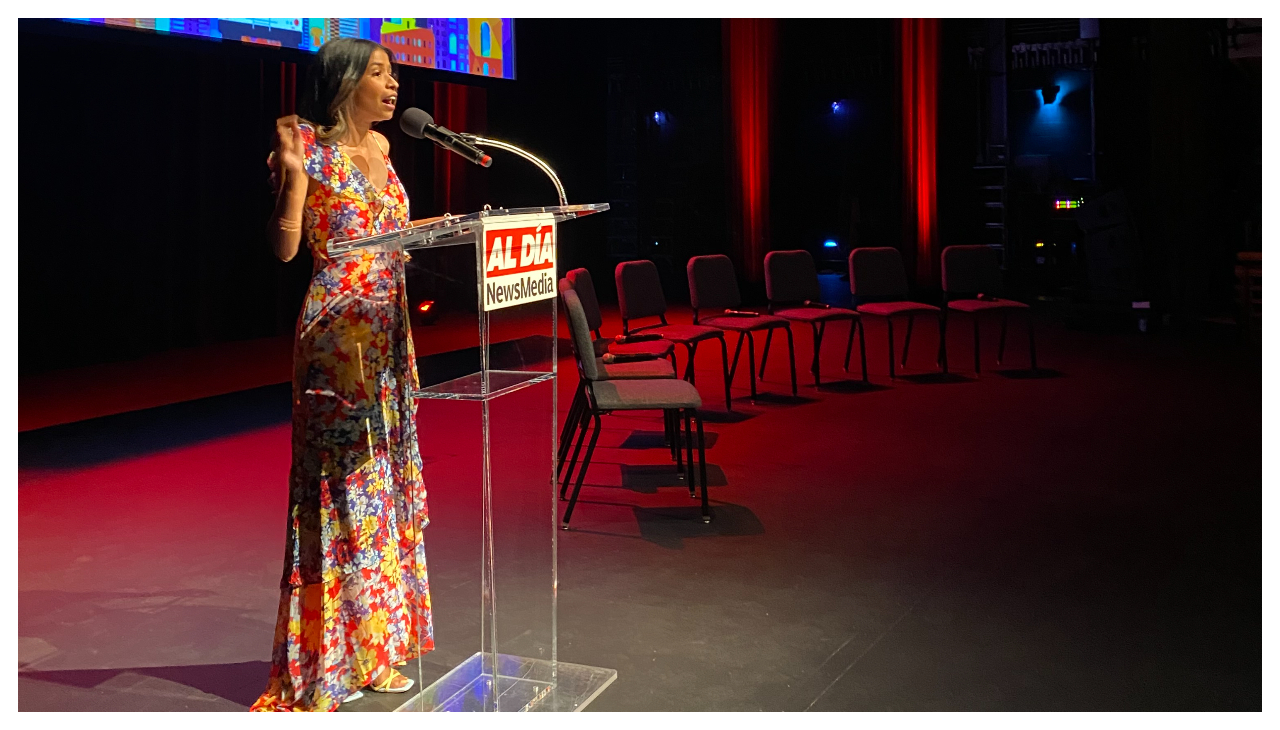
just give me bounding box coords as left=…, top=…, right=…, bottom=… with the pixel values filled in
left=399, top=107, right=493, bottom=168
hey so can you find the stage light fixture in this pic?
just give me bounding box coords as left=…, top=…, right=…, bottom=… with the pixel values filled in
left=823, top=240, right=839, bottom=248
left=1040, top=84, right=1061, bottom=105
left=652, top=111, right=667, bottom=125
left=418, top=300, right=434, bottom=313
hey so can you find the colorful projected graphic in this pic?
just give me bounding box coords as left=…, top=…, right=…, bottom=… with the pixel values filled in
left=61, top=18, right=515, bottom=79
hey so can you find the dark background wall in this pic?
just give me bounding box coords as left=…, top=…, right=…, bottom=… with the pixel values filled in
left=18, top=18, right=1261, bottom=375
left=17, top=18, right=614, bottom=375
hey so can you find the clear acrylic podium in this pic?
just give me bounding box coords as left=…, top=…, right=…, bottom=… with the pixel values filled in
left=328, top=205, right=617, bottom=712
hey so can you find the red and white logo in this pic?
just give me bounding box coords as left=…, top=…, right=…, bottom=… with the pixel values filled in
left=480, top=213, right=557, bottom=311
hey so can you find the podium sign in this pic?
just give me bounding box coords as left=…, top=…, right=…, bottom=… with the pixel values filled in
left=481, top=213, right=558, bottom=312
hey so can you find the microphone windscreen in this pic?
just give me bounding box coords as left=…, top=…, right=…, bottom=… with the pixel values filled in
left=399, top=107, right=434, bottom=139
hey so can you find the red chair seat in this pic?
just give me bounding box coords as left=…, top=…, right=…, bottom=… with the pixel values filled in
left=644, top=324, right=725, bottom=344
left=856, top=301, right=940, bottom=317
left=600, top=338, right=676, bottom=358
left=699, top=314, right=790, bottom=332
left=947, top=298, right=1029, bottom=313
left=773, top=306, right=858, bottom=323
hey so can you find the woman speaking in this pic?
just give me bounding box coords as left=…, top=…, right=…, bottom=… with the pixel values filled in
left=252, top=37, right=434, bottom=711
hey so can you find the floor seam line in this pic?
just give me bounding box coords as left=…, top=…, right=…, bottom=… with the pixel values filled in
left=817, top=634, right=857, bottom=670
left=803, top=580, right=939, bottom=712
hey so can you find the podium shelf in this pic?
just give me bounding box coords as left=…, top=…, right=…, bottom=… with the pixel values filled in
left=414, top=370, right=554, bottom=401
left=395, top=652, right=617, bottom=712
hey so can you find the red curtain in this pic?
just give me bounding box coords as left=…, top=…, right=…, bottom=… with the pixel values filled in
left=432, top=81, right=488, bottom=214
left=280, top=61, right=296, bottom=115
left=724, top=18, right=777, bottom=283
left=899, top=18, right=940, bottom=286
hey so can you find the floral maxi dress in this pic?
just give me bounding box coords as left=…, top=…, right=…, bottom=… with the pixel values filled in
left=251, top=124, right=433, bottom=711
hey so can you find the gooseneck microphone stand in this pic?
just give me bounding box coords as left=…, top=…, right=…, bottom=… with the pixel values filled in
left=458, top=134, right=569, bottom=207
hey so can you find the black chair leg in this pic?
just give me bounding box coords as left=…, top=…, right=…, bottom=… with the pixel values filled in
left=695, top=412, right=711, bottom=522
left=746, top=332, right=758, bottom=398
left=557, top=383, right=585, bottom=471
left=561, top=413, right=602, bottom=528
left=1028, top=313, right=1038, bottom=370
left=785, top=326, right=798, bottom=395
left=811, top=322, right=826, bottom=386
left=560, top=407, right=592, bottom=498
left=998, top=311, right=1008, bottom=365
left=759, top=328, right=774, bottom=379
left=844, top=318, right=855, bottom=372
left=902, top=314, right=915, bottom=367
left=685, top=342, right=699, bottom=383
left=717, top=336, right=732, bottom=411
left=670, top=407, right=680, bottom=458
left=858, top=319, right=868, bottom=382
left=683, top=409, right=696, bottom=497
left=938, top=312, right=949, bottom=375
left=557, top=390, right=573, bottom=465
left=728, top=332, right=745, bottom=385
left=938, top=307, right=947, bottom=367
left=673, top=408, right=684, bottom=475
left=973, top=315, right=981, bottom=374
left=887, top=317, right=896, bottom=380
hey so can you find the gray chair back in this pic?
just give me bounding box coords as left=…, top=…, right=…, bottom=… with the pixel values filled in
left=561, top=288, right=601, bottom=381
left=849, top=247, right=910, bottom=298
left=557, top=277, right=575, bottom=314
left=565, top=267, right=604, bottom=332
left=615, top=260, right=667, bottom=321
left=941, top=245, right=1003, bottom=295
left=764, top=250, right=821, bottom=303
left=687, top=254, right=742, bottom=311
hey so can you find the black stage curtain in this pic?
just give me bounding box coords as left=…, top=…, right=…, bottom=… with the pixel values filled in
left=18, top=19, right=616, bottom=375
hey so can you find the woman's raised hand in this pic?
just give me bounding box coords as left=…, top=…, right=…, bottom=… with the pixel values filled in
left=273, top=115, right=306, bottom=176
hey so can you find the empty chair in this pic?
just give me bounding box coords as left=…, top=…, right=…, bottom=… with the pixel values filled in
left=763, top=250, right=864, bottom=386
left=560, top=287, right=712, bottom=527
left=687, top=254, right=797, bottom=400
left=849, top=246, right=947, bottom=379
left=1235, top=251, right=1261, bottom=344
left=616, top=259, right=733, bottom=410
left=557, top=278, right=677, bottom=477
left=940, top=245, right=1037, bottom=373
left=565, top=267, right=676, bottom=362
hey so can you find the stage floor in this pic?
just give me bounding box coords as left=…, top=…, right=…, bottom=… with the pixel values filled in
left=17, top=308, right=1261, bottom=710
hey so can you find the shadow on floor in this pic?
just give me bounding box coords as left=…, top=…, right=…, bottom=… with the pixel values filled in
left=693, top=409, right=759, bottom=424
left=897, top=372, right=975, bottom=385
left=17, top=384, right=292, bottom=469
left=618, top=463, right=729, bottom=493
left=632, top=503, right=765, bottom=549
left=20, top=660, right=271, bottom=708
left=812, top=379, right=892, bottom=394
left=617, top=429, right=721, bottom=450
left=995, top=368, right=1066, bottom=379
left=738, top=392, right=822, bottom=406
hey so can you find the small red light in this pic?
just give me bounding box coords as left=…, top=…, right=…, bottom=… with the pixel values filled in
left=418, top=301, right=434, bottom=313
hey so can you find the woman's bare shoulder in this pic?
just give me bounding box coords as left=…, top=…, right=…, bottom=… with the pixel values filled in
left=372, top=130, right=390, bottom=156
